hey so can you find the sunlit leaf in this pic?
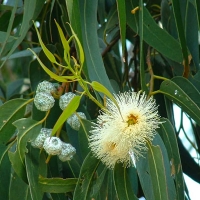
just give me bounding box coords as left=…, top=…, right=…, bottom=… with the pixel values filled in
left=52, top=96, right=81, bottom=136
left=33, top=22, right=57, bottom=63
left=28, top=48, right=67, bottom=82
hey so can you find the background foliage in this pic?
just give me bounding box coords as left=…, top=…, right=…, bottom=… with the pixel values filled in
left=0, top=0, right=200, bottom=199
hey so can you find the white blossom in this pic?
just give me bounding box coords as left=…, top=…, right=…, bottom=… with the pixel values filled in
left=89, top=91, right=161, bottom=169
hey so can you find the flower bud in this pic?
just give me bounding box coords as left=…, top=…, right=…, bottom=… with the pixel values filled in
left=34, top=92, right=55, bottom=111
left=31, top=128, right=52, bottom=149
left=67, top=112, right=86, bottom=131
left=59, top=92, right=76, bottom=110
left=58, top=142, right=76, bottom=162
left=36, top=81, right=56, bottom=94
left=43, top=137, right=62, bottom=155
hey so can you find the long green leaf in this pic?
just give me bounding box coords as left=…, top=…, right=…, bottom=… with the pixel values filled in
left=139, top=2, right=148, bottom=92
left=39, top=176, right=78, bottom=193
left=9, top=172, right=30, bottom=200
left=91, top=81, right=117, bottom=105
left=116, top=0, right=126, bottom=53
left=0, top=144, right=11, bottom=199
left=79, top=0, right=115, bottom=93
left=159, top=78, right=200, bottom=126
left=137, top=134, right=176, bottom=200
left=171, top=0, right=189, bottom=71
left=113, top=164, right=138, bottom=200
left=78, top=119, right=91, bottom=159
left=52, top=96, right=81, bottom=136
left=28, top=48, right=67, bottom=82
left=0, top=0, right=45, bottom=67
left=0, top=0, right=19, bottom=58
left=13, top=118, right=41, bottom=165
left=146, top=140, right=169, bottom=200
left=8, top=119, right=41, bottom=183
left=33, top=22, right=57, bottom=64
left=0, top=99, right=29, bottom=144
left=25, top=144, right=43, bottom=200
left=157, top=118, right=185, bottom=200
left=128, top=5, right=183, bottom=63
left=73, top=152, right=100, bottom=200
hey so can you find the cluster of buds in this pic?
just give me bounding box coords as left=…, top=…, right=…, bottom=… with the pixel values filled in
left=34, top=81, right=56, bottom=111
left=31, top=128, right=76, bottom=162
left=34, top=83, right=87, bottom=131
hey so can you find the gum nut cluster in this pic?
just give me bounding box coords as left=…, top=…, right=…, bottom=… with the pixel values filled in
left=43, top=137, right=63, bottom=155
left=36, top=80, right=56, bottom=94
left=67, top=112, right=86, bottom=131
left=59, top=92, right=76, bottom=110
left=34, top=81, right=56, bottom=111
left=58, top=142, right=76, bottom=162
left=31, top=128, right=52, bottom=149
left=34, top=92, right=55, bottom=111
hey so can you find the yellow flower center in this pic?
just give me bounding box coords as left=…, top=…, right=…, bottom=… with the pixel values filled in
left=127, top=114, right=138, bottom=126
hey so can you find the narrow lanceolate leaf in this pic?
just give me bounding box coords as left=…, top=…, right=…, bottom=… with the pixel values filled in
left=157, top=118, right=185, bottom=200
left=52, top=96, right=81, bottom=136
left=139, top=2, right=148, bottom=93
left=54, top=20, right=70, bottom=53
left=113, top=164, right=138, bottom=200
left=137, top=134, right=176, bottom=200
left=39, top=176, right=78, bottom=193
left=195, top=0, right=200, bottom=30
left=13, top=118, right=41, bottom=165
left=8, top=150, right=28, bottom=183
left=79, top=0, right=114, bottom=93
left=0, top=0, right=46, bottom=67
left=146, top=141, right=169, bottom=200
left=0, top=144, right=11, bottom=199
left=68, top=23, right=85, bottom=65
left=25, top=144, right=43, bottom=200
left=171, top=0, right=189, bottom=76
left=28, top=48, right=67, bottom=82
left=78, top=119, right=92, bottom=159
left=143, top=6, right=183, bottom=63
left=91, top=81, right=117, bottom=106
left=159, top=79, right=200, bottom=126
left=0, top=99, right=29, bottom=144
left=8, top=119, right=41, bottom=183
left=33, top=22, right=57, bottom=63
left=116, top=0, right=126, bottom=53
left=73, top=152, right=100, bottom=200
left=9, top=172, right=30, bottom=200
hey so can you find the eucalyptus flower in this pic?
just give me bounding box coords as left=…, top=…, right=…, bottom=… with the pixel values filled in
left=89, top=91, right=161, bottom=169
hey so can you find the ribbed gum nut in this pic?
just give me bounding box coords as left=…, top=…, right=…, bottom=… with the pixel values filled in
left=31, top=128, right=52, bottom=149
left=59, top=92, right=76, bottom=110
left=36, top=81, right=56, bottom=94
left=58, top=142, right=76, bottom=162
left=34, top=92, right=55, bottom=111
left=67, top=112, right=86, bottom=131
left=43, top=137, right=62, bottom=155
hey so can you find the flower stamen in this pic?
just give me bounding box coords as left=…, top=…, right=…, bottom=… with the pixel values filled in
left=127, top=114, right=138, bottom=126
